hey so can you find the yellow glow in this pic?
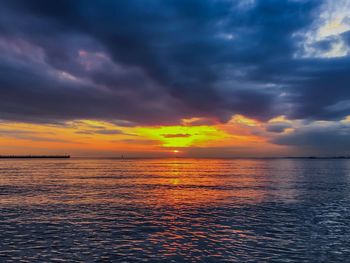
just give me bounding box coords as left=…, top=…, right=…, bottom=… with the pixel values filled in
left=341, top=115, right=350, bottom=123
left=230, top=114, right=258, bottom=126
left=181, top=117, right=202, bottom=125
left=136, top=125, right=227, bottom=148
left=0, top=115, right=292, bottom=157
left=268, top=115, right=291, bottom=123
left=319, top=18, right=350, bottom=39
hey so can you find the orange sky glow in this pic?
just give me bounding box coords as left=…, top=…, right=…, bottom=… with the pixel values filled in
left=0, top=114, right=297, bottom=157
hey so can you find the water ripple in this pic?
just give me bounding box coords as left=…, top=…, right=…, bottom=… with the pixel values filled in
left=0, top=158, right=350, bottom=262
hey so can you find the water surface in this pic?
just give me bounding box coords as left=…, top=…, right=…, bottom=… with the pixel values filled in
left=1, top=158, right=350, bottom=262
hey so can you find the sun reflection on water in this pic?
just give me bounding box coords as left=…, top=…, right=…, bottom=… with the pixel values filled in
left=1, top=158, right=350, bottom=261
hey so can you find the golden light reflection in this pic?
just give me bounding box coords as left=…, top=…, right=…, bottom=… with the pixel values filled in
left=142, top=159, right=268, bottom=207
left=169, top=178, right=180, bottom=185
left=0, top=158, right=279, bottom=207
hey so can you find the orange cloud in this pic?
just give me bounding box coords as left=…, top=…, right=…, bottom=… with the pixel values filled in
left=0, top=115, right=295, bottom=157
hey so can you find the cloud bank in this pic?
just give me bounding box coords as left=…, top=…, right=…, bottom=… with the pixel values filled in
left=0, top=0, right=350, bottom=154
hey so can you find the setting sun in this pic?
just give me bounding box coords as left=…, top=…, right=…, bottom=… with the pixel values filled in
left=0, top=0, right=349, bottom=262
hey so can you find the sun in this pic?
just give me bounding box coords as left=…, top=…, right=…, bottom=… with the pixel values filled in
left=172, top=150, right=180, bottom=153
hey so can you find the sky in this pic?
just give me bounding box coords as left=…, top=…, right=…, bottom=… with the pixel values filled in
left=0, top=0, right=350, bottom=157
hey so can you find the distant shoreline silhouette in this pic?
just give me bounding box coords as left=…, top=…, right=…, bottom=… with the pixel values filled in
left=0, top=155, right=70, bottom=159
left=0, top=155, right=349, bottom=160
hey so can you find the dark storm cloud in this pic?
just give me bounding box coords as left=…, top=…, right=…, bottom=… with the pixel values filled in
left=162, top=134, right=191, bottom=138
left=0, top=0, right=349, bottom=127
left=272, top=122, right=350, bottom=152
left=266, top=122, right=292, bottom=133
left=287, top=58, right=350, bottom=120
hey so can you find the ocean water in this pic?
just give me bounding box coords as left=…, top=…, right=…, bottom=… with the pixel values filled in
left=0, top=158, right=350, bottom=262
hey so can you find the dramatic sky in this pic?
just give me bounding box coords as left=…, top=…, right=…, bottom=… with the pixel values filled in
left=1, top=0, right=350, bottom=157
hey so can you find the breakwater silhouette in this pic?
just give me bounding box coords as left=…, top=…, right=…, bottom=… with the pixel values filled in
left=0, top=155, right=70, bottom=159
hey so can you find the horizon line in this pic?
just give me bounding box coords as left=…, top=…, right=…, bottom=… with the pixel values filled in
left=1, top=155, right=350, bottom=160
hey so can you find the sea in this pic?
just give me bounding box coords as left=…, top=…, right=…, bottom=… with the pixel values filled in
left=0, top=158, right=350, bottom=262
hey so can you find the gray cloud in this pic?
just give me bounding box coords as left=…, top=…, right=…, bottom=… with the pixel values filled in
left=266, top=122, right=292, bottom=133
left=0, top=0, right=349, bottom=129
left=272, top=121, right=350, bottom=153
